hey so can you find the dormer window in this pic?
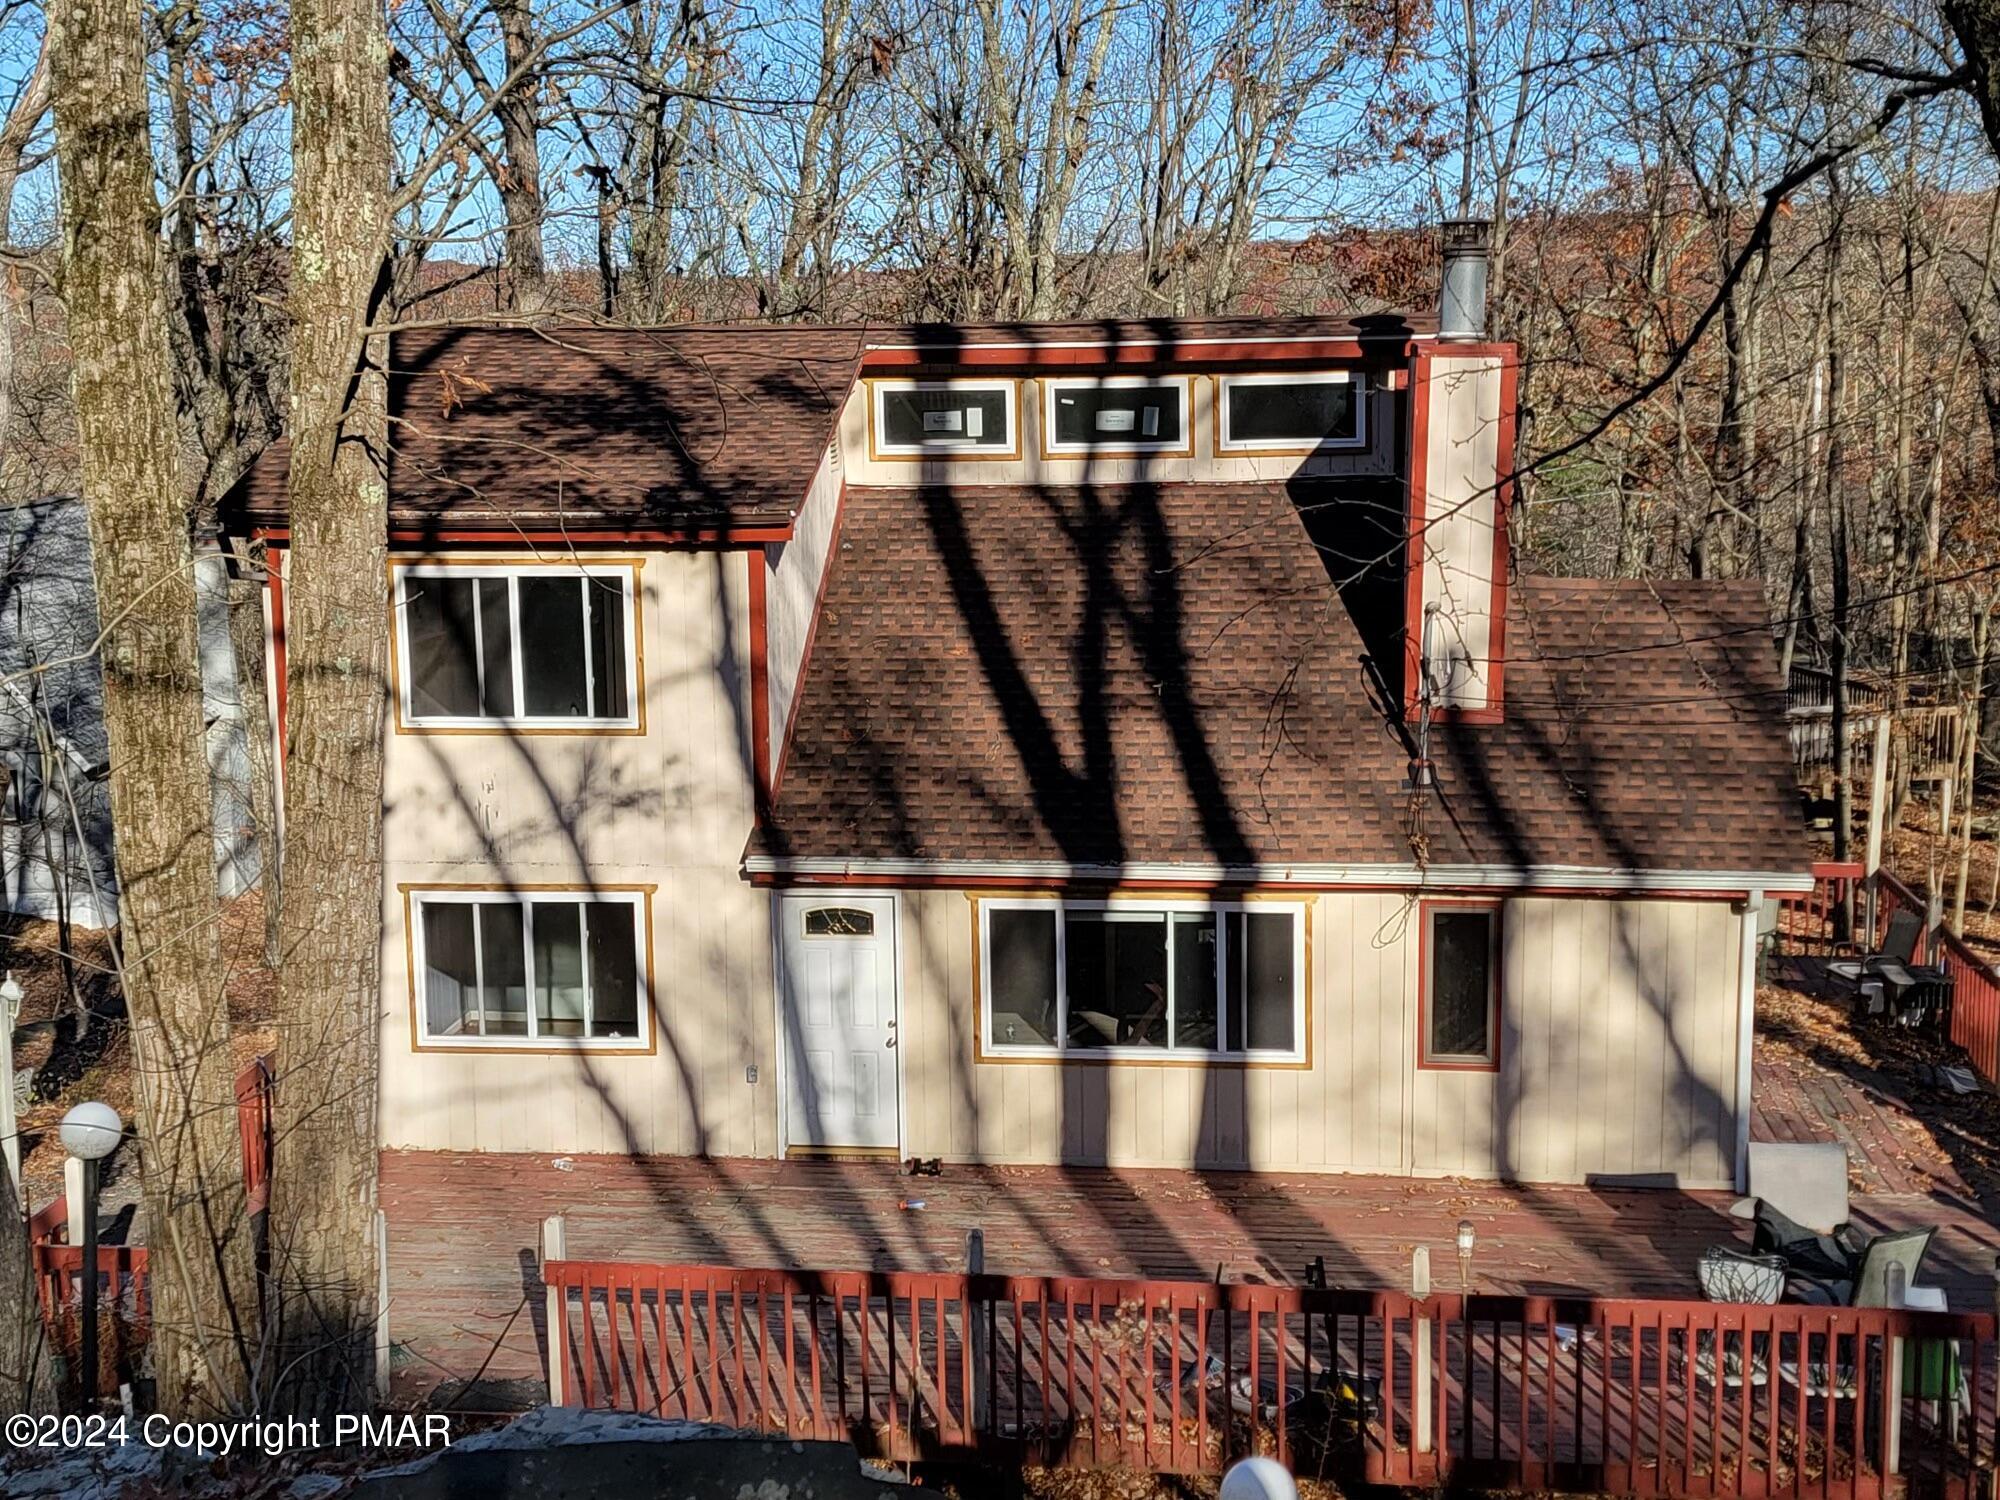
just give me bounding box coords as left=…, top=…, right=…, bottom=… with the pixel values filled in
left=1216, top=372, right=1366, bottom=453
left=1042, top=376, right=1190, bottom=455
left=870, top=380, right=1017, bottom=458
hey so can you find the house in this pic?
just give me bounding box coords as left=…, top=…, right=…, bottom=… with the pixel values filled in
left=0, top=496, right=261, bottom=930
left=223, top=240, right=1812, bottom=1193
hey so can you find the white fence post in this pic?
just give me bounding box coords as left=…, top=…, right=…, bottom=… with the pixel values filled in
left=1412, top=1247, right=1432, bottom=1455
left=541, top=1213, right=568, bottom=1405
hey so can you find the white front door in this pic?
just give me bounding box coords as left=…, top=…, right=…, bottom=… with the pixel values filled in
left=779, top=895, right=900, bottom=1151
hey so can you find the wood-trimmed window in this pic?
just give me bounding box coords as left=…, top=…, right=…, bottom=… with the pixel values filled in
left=393, top=562, right=639, bottom=730
left=979, top=897, right=1305, bottom=1061
left=409, top=887, right=652, bottom=1050
left=1216, top=371, right=1366, bottom=453
left=1041, top=376, right=1191, bottom=455
left=869, top=379, right=1019, bottom=458
left=1419, top=900, right=1501, bottom=1070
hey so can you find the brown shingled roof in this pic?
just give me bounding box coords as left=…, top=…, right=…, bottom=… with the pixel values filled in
left=225, top=325, right=864, bottom=532
left=753, top=482, right=1808, bottom=876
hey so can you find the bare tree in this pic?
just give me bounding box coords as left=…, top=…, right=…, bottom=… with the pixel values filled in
left=45, top=0, right=254, bottom=1412
left=268, top=0, right=393, bottom=1411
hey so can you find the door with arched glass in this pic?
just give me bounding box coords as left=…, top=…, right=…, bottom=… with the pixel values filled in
left=778, top=895, right=900, bottom=1151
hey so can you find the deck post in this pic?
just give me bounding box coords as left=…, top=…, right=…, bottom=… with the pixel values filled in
left=967, top=1228, right=987, bottom=1437
left=1411, top=1248, right=1432, bottom=1455
left=1885, top=1333, right=1903, bottom=1476
left=541, top=1213, right=568, bottom=1405
left=1864, top=713, right=1891, bottom=936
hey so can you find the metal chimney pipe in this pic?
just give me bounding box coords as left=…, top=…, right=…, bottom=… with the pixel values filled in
left=1439, top=218, right=1491, bottom=341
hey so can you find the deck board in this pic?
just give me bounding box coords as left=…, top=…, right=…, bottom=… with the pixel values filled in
left=379, top=1152, right=1997, bottom=1405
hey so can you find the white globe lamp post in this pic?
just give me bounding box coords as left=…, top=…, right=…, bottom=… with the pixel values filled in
left=60, top=1100, right=121, bottom=1407
left=1220, top=1455, right=1297, bottom=1500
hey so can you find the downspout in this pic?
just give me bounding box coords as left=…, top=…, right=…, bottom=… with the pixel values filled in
left=1733, top=889, right=1762, bottom=1192
left=1408, top=601, right=1441, bottom=869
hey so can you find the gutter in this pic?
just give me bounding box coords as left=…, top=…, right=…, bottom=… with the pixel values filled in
left=739, top=855, right=1817, bottom=895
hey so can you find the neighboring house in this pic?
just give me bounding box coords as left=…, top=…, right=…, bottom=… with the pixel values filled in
left=0, top=495, right=261, bottom=931
left=224, top=246, right=1811, bottom=1192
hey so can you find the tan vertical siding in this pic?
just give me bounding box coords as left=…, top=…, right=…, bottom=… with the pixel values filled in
left=896, top=889, right=1742, bottom=1187
left=377, top=549, right=779, bottom=1157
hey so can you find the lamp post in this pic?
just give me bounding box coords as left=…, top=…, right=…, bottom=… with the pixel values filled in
left=59, top=1101, right=120, bottom=1408
left=0, top=972, right=21, bottom=1210
left=1456, top=1219, right=1477, bottom=1294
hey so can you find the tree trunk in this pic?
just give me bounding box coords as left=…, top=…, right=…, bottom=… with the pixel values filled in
left=1826, top=181, right=1854, bottom=883
left=491, top=0, right=548, bottom=312
left=270, top=0, right=392, bottom=1413
left=0, top=42, right=48, bottom=460
left=1952, top=600, right=1987, bottom=931
left=46, top=0, right=254, bottom=1412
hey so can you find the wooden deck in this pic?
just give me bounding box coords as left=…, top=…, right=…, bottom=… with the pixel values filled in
left=378, top=1151, right=1998, bottom=1406
left=377, top=959, right=2000, bottom=1410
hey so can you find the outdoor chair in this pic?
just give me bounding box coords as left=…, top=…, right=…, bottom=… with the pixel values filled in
left=1852, top=1226, right=1937, bottom=1308
left=1774, top=1227, right=1938, bottom=1401
left=1825, top=909, right=1952, bottom=1027
left=1694, top=1248, right=1782, bottom=1388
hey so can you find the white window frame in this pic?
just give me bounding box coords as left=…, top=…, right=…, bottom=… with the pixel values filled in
left=1215, top=371, right=1368, bottom=454
left=393, top=562, right=639, bottom=730
left=869, top=379, right=1020, bottom=458
left=979, top=897, right=1306, bottom=1061
left=1040, top=375, right=1193, bottom=455
left=411, top=887, right=649, bottom=1050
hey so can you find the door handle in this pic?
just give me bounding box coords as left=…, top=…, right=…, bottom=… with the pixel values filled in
left=886, top=1018, right=897, bottom=1049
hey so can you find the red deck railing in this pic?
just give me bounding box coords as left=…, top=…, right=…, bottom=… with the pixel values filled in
left=542, top=1259, right=1996, bottom=1496
left=1777, top=862, right=1866, bottom=955
left=1875, top=872, right=2000, bottom=1085
left=29, top=1054, right=274, bottom=1371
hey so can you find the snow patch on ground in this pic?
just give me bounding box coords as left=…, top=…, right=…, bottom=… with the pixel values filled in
left=0, top=1438, right=161, bottom=1499
left=449, top=1405, right=741, bottom=1452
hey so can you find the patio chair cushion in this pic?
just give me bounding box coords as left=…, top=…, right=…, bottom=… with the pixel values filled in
left=1752, top=1200, right=1855, bottom=1282
left=1745, top=1142, right=1850, bottom=1235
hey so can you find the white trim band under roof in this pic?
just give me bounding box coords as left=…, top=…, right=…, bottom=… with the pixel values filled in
left=741, top=856, right=1815, bottom=893
left=862, top=332, right=1439, bottom=353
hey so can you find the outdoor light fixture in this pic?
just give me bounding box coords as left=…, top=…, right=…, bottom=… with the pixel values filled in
left=1220, top=1455, right=1298, bottom=1500
left=60, top=1100, right=122, bottom=1409
left=60, top=1101, right=121, bottom=1162
left=1456, top=1218, right=1477, bottom=1292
